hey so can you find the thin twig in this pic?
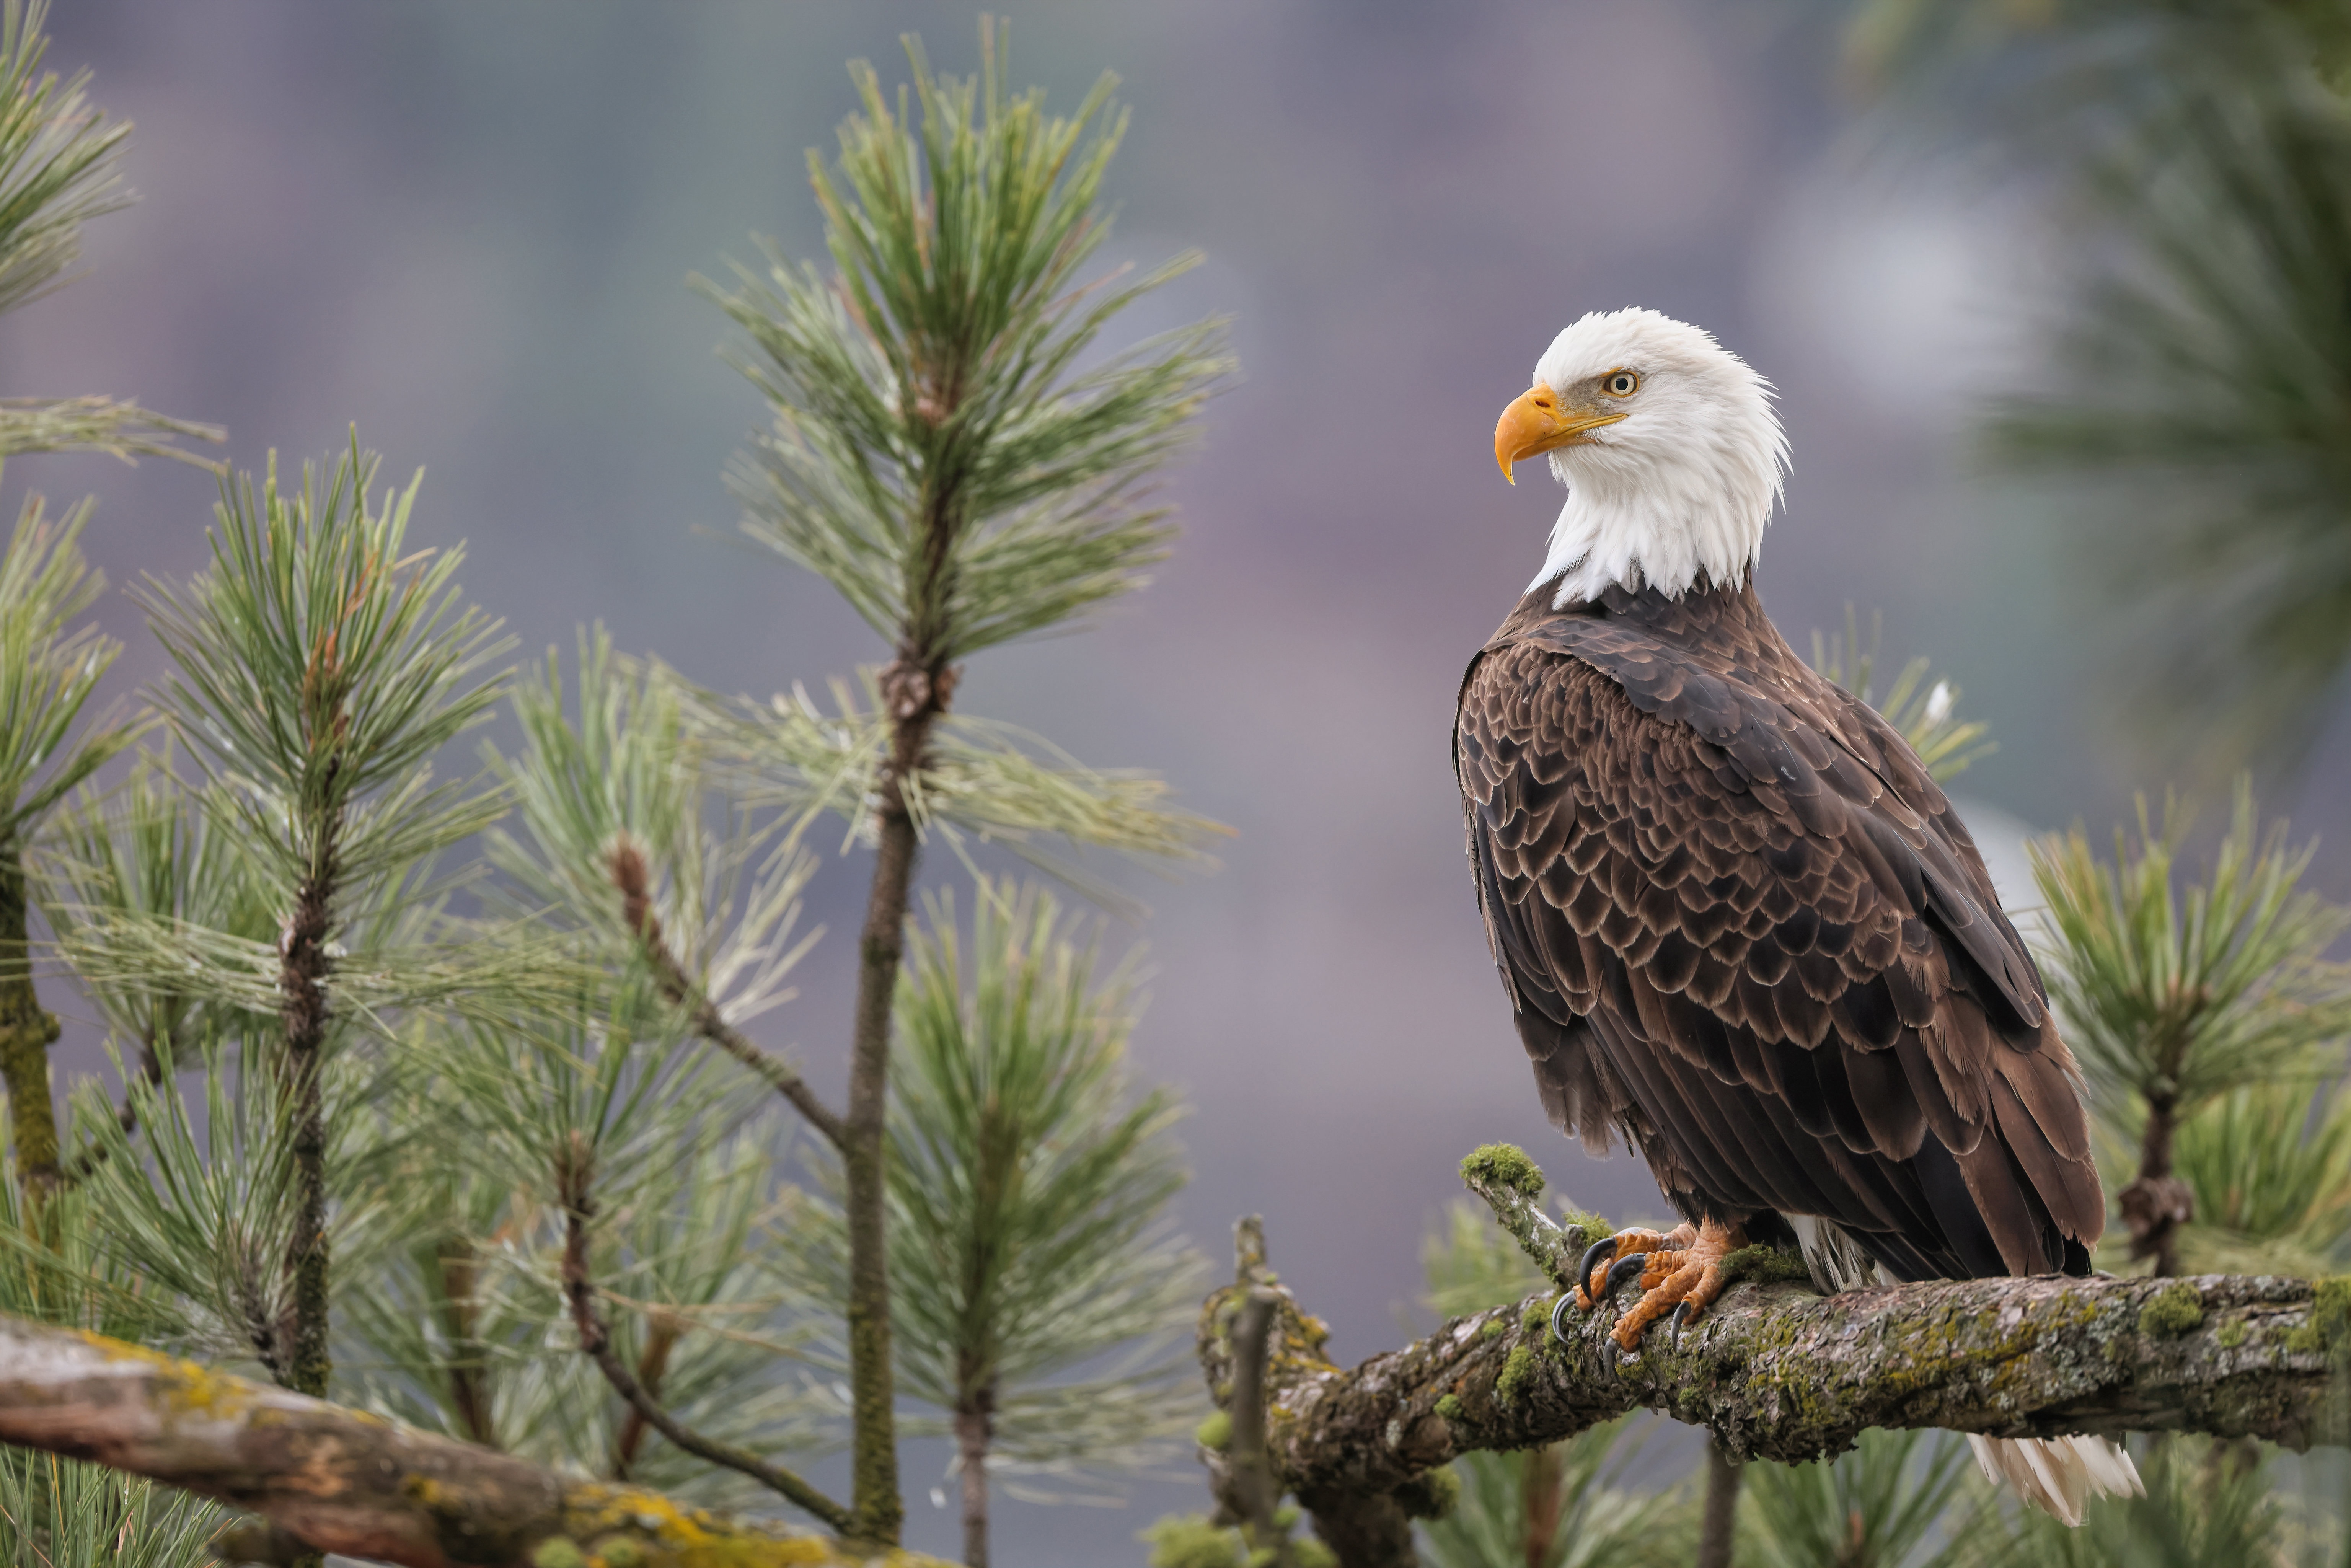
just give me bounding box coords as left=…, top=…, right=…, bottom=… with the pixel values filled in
left=608, top=842, right=848, bottom=1150
left=1697, top=1438, right=1741, bottom=1568
left=556, top=1134, right=851, bottom=1535
left=1226, top=1287, right=1293, bottom=1566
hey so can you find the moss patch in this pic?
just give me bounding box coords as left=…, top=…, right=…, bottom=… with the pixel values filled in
left=1719, top=1245, right=1812, bottom=1288
left=1554, top=1205, right=1615, bottom=1242
left=1521, top=1297, right=1555, bottom=1333
left=530, top=1542, right=589, bottom=1568
left=2287, top=1275, right=2351, bottom=1357
left=1460, top=1143, right=1544, bottom=1200
left=1195, top=1411, right=1232, bottom=1451
left=1495, top=1343, right=1539, bottom=1405
left=2216, top=1319, right=2249, bottom=1349
left=1435, top=1393, right=1465, bottom=1421
left=1480, top=1316, right=1506, bottom=1339
left=2137, top=1281, right=2204, bottom=1338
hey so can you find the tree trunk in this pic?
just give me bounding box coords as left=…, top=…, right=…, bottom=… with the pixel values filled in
left=2121, top=1093, right=2194, bottom=1277
left=955, top=1396, right=993, bottom=1568
left=1697, top=1437, right=1741, bottom=1568
left=276, top=865, right=336, bottom=1403
left=840, top=687, right=942, bottom=1548
left=0, top=843, right=61, bottom=1195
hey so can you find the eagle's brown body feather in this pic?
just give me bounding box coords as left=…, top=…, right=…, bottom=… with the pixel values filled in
left=1456, top=579, right=2104, bottom=1284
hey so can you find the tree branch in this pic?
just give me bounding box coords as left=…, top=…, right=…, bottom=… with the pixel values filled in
left=0, top=1312, right=937, bottom=1568
left=556, top=1134, right=852, bottom=1535
left=608, top=841, right=848, bottom=1150
left=1200, top=1149, right=2351, bottom=1559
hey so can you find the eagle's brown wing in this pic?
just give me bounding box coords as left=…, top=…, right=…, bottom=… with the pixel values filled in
left=1455, top=595, right=2103, bottom=1282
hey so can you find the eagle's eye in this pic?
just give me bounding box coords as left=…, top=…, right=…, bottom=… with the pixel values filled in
left=1601, top=370, right=1639, bottom=398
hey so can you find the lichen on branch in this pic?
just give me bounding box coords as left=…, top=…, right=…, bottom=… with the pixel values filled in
left=1200, top=1145, right=2351, bottom=1555
left=0, top=1313, right=945, bottom=1568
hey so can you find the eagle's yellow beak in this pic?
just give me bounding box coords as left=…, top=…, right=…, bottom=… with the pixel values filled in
left=1494, top=385, right=1626, bottom=484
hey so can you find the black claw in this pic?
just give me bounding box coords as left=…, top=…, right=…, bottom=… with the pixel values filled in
left=1600, top=1252, right=1648, bottom=1303
left=1576, top=1238, right=1616, bottom=1301
left=1599, top=1336, right=1622, bottom=1376
left=1669, top=1301, right=1689, bottom=1348
left=1550, top=1291, right=1577, bottom=1347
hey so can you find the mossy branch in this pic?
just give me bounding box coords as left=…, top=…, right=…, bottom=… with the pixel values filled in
left=0, top=1312, right=946, bottom=1568
left=1200, top=1150, right=2351, bottom=1548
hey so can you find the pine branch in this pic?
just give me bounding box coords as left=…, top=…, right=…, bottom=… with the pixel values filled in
left=0, top=1311, right=943, bottom=1567
left=0, top=396, right=221, bottom=466
left=554, top=1131, right=851, bottom=1536
left=605, top=838, right=847, bottom=1150
left=1200, top=1159, right=2351, bottom=1564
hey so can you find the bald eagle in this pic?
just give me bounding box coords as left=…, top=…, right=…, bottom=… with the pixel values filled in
left=1458, top=308, right=2141, bottom=1523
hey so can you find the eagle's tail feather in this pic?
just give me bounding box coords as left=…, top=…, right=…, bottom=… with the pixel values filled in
left=1965, top=1433, right=2142, bottom=1526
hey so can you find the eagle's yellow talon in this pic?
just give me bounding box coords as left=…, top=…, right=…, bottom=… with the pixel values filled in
left=1608, top=1218, right=1744, bottom=1352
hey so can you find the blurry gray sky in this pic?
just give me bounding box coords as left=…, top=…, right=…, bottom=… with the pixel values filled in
left=5, top=3, right=2311, bottom=1561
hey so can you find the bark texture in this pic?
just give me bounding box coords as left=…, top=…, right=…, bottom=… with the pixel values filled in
left=276, top=864, right=335, bottom=1403
left=840, top=656, right=954, bottom=1547
left=0, top=1314, right=944, bottom=1568
left=0, top=844, right=62, bottom=1192
left=1200, top=1161, right=2351, bottom=1567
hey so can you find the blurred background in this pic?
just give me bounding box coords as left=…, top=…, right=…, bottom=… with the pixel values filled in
left=5, top=2, right=2346, bottom=1561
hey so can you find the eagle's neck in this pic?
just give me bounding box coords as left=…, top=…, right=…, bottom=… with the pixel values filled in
left=1529, top=458, right=1772, bottom=608
left=1498, top=578, right=1810, bottom=688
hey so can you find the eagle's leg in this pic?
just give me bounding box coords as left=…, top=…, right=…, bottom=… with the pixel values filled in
left=1608, top=1217, right=1745, bottom=1352
left=1575, top=1222, right=1697, bottom=1307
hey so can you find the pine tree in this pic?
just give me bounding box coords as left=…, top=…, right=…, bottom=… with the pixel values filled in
left=775, top=880, right=1203, bottom=1566
left=680, top=23, right=1228, bottom=1543
left=2030, top=782, right=2351, bottom=1277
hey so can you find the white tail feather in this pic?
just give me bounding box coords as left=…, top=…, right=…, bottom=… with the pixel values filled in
left=1966, top=1433, right=2144, bottom=1526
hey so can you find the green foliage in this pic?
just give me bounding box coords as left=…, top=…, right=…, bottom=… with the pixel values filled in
left=137, top=439, right=513, bottom=893
left=62, top=1041, right=386, bottom=1374
left=2030, top=782, right=2351, bottom=1134
left=0, top=495, right=138, bottom=841
left=787, top=879, right=1204, bottom=1495
left=340, top=1094, right=831, bottom=1506
left=1989, top=88, right=2351, bottom=763
left=0, top=0, right=122, bottom=317
left=1810, top=606, right=1994, bottom=784
left=0, top=1105, right=217, bottom=1564
left=699, top=23, right=1230, bottom=666
left=0, top=0, right=218, bottom=464
left=2170, top=1080, right=2351, bottom=1279
left=1842, top=0, right=2351, bottom=763
left=486, top=630, right=821, bottom=1034
left=1419, top=1423, right=1694, bottom=1568
left=0, top=1451, right=217, bottom=1568
left=1741, top=1428, right=1977, bottom=1568
left=31, top=753, right=273, bottom=1058
left=693, top=670, right=1227, bottom=907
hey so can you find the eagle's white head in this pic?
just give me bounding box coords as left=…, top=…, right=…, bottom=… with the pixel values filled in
left=1495, top=308, right=1788, bottom=606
